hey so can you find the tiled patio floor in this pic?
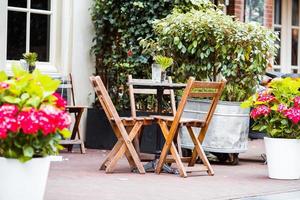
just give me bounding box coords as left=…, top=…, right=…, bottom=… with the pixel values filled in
left=45, top=139, right=300, bottom=200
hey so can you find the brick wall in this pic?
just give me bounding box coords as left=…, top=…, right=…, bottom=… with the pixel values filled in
left=264, top=0, right=273, bottom=29
left=227, top=0, right=245, bottom=22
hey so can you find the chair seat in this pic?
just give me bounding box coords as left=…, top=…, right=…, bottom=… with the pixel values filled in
left=111, top=116, right=154, bottom=126
left=152, top=115, right=205, bottom=127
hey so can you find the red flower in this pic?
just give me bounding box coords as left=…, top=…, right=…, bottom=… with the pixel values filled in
left=127, top=50, right=133, bottom=57
left=0, top=104, right=18, bottom=117
left=293, top=96, right=300, bottom=108
left=37, top=111, right=56, bottom=135
left=53, top=93, right=67, bottom=109
left=4, top=117, right=19, bottom=132
left=284, top=107, right=300, bottom=124
left=17, top=109, right=39, bottom=135
left=0, top=125, right=7, bottom=139
left=250, top=105, right=271, bottom=119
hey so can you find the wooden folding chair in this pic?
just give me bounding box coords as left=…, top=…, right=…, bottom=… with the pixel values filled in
left=154, top=77, right=225, bottom=177
left=59, top=74, right=86, bottom=154
left=90, top=76, right=152, bottom=174
left=127, top=75, right=183, bottom=156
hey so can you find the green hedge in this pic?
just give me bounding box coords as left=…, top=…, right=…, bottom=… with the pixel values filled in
left=142, top=2, right=278, bottom=102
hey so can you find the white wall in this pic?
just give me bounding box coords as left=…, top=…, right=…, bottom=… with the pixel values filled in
left=70, top=0, right=95, bottom=139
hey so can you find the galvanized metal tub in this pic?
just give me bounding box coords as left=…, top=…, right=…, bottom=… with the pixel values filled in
left=180, top=99, right=250, bottom=153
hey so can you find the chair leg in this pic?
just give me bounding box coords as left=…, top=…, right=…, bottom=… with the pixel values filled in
left=100, top=140, right=123, bottom=170
left=123, top=122, right=145, bottom=174
left=106, top=122, right=145, bottom=174
left=68, top=108, right=85, bottom=153
left=187, top=126, right=214, bottom=176
left=188, top=127, right=206, bottom=166
left=156, top=121, right=187, bottom=177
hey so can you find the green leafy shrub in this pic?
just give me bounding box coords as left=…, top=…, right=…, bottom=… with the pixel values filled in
left=142, top=1, right=278, bottom=102
left=242, top=78, right=300, bottom=139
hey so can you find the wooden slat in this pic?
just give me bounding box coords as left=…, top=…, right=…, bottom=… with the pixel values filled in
left=166, top=157, right=191, bottom=163
left=189, top=92, right=217, bottom=98
left=185, top=166, right=208, bottom=172
left=192, top=81, right=222, bottom=89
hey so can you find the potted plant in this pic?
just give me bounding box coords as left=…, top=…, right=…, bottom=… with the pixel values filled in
left=140, top=0, right=278, bottom=164
left=23, top=52, right=38, bottom=73
left=242, top=78, right=300, bottom=179
left=153, top=55, right=174, bottom=82
left=0, top=66, right=71, bottom=199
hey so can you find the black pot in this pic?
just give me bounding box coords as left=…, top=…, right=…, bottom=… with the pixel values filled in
left=85, top=107, right=164, bottom=153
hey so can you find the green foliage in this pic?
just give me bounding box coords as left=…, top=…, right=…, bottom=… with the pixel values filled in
left=0, top=66, right=71, bottom=162
left=90, top=0, right=207, bottom=109
left=242, top=78, right=300, bottom=139
left=153, top=55, right=173, bottom=71
left=23, top=52, right=38, bottom=67
left=142, top=2, right=278, bottom=102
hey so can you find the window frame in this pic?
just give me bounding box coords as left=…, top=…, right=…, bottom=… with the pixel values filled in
left=273, top=0, right=300, bottom=73
left=0, top=0, right=58, bottom=74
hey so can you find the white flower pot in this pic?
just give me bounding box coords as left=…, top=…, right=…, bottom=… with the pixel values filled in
left=264, top=137, right=300, bottom=179
left=151, top=63, right=161, bottom=82
left=0, top=157, right=51, bottom=200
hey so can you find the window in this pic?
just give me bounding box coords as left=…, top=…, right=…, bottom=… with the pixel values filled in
left=273, top=0, right=300, bottom=73
left=274, top=0, right=282, bottom=66
left=0, top=0, right=58, bottom=73
left=244, top=0, right=265, bottom=25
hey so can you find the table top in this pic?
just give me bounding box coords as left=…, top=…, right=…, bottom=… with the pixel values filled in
left=127, top=80, right=186, bottom=89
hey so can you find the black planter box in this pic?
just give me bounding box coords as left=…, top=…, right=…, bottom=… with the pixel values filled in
left=85, top=107, right=163, bottom=153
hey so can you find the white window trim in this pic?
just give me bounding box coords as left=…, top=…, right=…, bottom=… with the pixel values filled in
left=0, top=0, right=62, bottom=75
left=273, top=0, right=300, bottom=73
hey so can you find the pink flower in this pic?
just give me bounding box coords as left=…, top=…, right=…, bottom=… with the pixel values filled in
left=257, top=93, right=275, bottom=102
left=294, top=96, right=300, bottom=108
left=57, top=112, right=72, bottom=130
left=0, top=82, right=9, bottom=89
left=278, top=104, right=288, bottom=113
left=284, top=107, right=300, bottom=124
left=53, top=93, right=67, bottom=109
left=250, top=105, right=271, bottom=119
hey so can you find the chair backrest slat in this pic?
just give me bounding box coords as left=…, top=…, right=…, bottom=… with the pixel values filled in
left=90, top=76, right=123, bottom=125
left=188, top=92, right=218, bottom=98
left=192, top=81, right=222, bottom=89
